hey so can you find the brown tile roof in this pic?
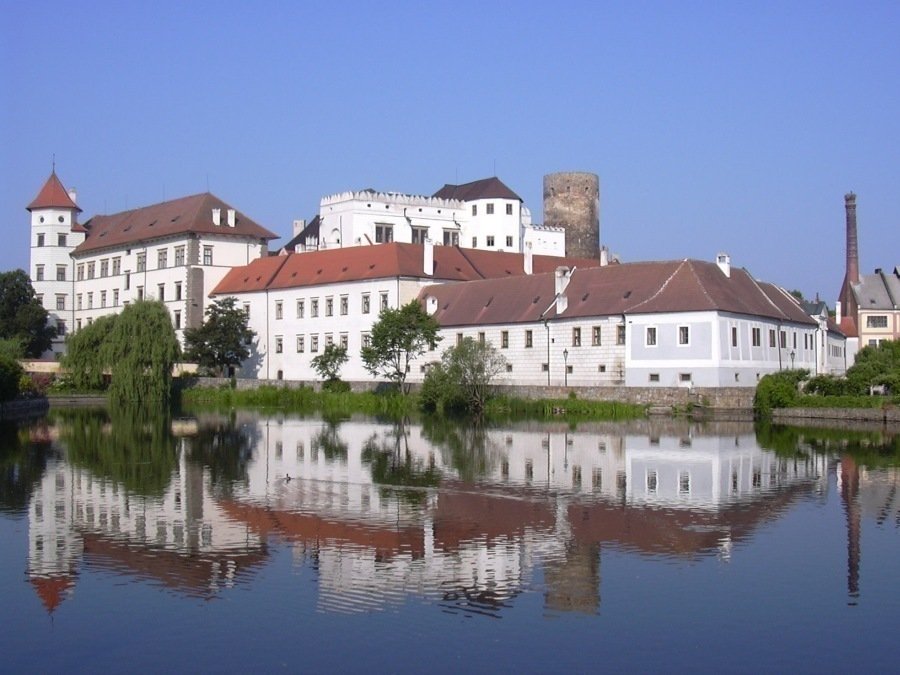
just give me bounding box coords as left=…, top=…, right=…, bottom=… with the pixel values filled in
left=422, top=259, right=820, bottom=327
left=73, top=192, right=278, bottom=255
left=27, top=172, right=81, bottom=212
left=432, top=176, right=522, bottom=202
left=211, top=242, right=599, bottom=296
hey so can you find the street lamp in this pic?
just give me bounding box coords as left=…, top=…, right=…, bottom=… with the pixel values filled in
left=563, top=348, right=569, bottom=387
left=790, top=350, right=796, bottom=368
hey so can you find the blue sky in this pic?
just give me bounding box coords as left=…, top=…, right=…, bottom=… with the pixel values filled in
left=2, top=1, right=898, bottom=301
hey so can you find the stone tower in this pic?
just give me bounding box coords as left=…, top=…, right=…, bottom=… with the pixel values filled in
left=542, top=172, right=600, bottom=259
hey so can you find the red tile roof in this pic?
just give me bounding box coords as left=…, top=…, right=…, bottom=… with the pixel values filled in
left=73, top=193, right=278, bottom=255
left=27, top=172, right=81, bottom=212
left=211, top=243, right=599, bottom=296
left=30, top=575, right=75, bottom=614
left=422, top=259, right=820, bottom=327
left=432, top=177, right=522, bottom=202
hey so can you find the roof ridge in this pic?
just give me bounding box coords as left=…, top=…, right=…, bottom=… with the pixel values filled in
left=744, top=271, right=789, bottom=319
left=623, top=259, right=688, bottom=312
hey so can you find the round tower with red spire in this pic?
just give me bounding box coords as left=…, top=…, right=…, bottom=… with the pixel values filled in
left=27, top=171, right=86, bottom=357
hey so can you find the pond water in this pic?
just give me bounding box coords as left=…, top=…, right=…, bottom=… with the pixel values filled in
left=0, top=409, right=898, bottom=673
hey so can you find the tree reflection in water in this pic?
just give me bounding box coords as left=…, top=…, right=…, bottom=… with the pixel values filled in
left=0, top=420, right=48, bottom=513
left=362, top=420, right=440, bottom=504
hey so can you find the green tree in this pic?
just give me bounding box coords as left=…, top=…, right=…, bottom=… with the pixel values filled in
left=102, top=301, right=180, bottom=403
left=753, top=369, right=809, bottom=417
left=0, top=354, right=23, bottom=402
left=0, top=338, right=25, bottom=361
left=311, top=343, right=349, bottom=389
left=442, top=337, right=507, bottom=415
left=62, top=314, right=118, bottom=390
left=361, top=300, right=441, bottom=393
left=0, top=269, right=55, bottom=357
left=184, top=297, right=255, bottom=377
left=846, top=339, right=900, bottom=395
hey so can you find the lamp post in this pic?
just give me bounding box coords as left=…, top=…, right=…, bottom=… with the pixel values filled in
left=790, top=349, right=796, bottom=369
left=563, top=348, right=569, bottom=387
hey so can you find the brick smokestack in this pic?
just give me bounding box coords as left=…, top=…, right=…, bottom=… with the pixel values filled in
left=845, top=192, right=859, bottom=286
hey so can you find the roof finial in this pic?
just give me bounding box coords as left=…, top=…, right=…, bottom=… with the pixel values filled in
left=51, top=153, right=56, bottom=173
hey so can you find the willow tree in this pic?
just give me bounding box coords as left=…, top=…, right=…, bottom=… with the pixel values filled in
left=63, top=314, right=118, bottom=390
left=102, top=301, right=180, bottom=403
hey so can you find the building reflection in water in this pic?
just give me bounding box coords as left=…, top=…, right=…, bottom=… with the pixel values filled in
left=24, top=412, right=896, bottom=618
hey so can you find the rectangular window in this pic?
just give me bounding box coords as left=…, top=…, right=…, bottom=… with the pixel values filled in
left=375, top=224, right=393, bottom=243
left=76, top=294, right=82, bottom=310
left=472, top=204, right=477, bottom=216
left=752, top=327, right=761, bottom=347
left=443, top=230, right=459, bottom=246
left=732, top=326, right=738, bottom=347
left=325, top=333, right=334, bottom=347
left=296, top=299, right=304, bottom=318
left=311, top=299, right=319, bottom=317
left=112, top=258, right=121, bottom=275
left=478, top=332, right=485, bottom=344
left=35, top=265, right=44, bottom=281
left=243, top=303, right=250, bottom=317
left=411, top=227, right=428, bottom=244
left=56, top=295, right=65, bottom=311
left=649, top=373, right=660, bottom=382
left=175, top=282, right=182, bottom=301
left=486, top=203, right=494, bottom=215
left=592, top=326, right=602, bottom=346
left=793, top=332, right=797, bottom=349
left=678, top=326, right=689, bottom=345
left=471, top=237, right=478, bottom=248
left=506, top=235, right=513, bottom=247
left=100, top=291, right=107, bottom=307
left=173, top=311, right=182, bottom=329
left=310, top=335, right=319, bottom=352
left=56, top=265, right=66, bottom=281
left=113, top=289, right=119, bottom=306
left=275, top=301, right=283, bottom=320
left=88, top=262, right=96, bottom=278
left=136, top=254, right=145, bottom=272
left=174, top=246, right=185, bottom=266
left=769, top=329, right=776, bottom=348
left=87, top=292, right=93, bottom=309
left=325, top=297, right=333, bottom=316
left=867, top=315, right=888, bottom=328
left=362, top=333, right=371, bottom=348
left=137, top=286, right=144, bottom=301
left=456, top=333, right=463, bottom=346
left=36, top=234, right=44, bottom=247
left=158, top=249, right=167, bottom=269
left=77, top=264, right=84, bottom=280
left=572, top=327, right=581, bottom=347
left=58, top=233, right=67, bottom=247
left=203, top=246, right=213, bottom=265
left=158, top=284, right=165, bottom=301
left=501, top=331, right=509, bottom=348
left=296, top=335, right=305, bottom=352
left=680, top=373, right=692, bottom=382
left=679, top=471, right=691, bottom=495
left=541, top=363, right=549, bottom=372
left=647, top=471, right=658, bottom=494
left=525, top=330, right=533, bottom=348
left=779, top=331, right=786, bottom=348
left=361, top=294, right=370, bottom=314
left=57, top=321, right=66, bottom=336
left=275, top=336, right=283, bottom=353
left=380, top=292, right=389, bottom=310
left=486, top=236, right=495, bottom=247
left=646, top=327, right=657, bottom=346
left=617, top=325, right=626, bottom=345
left=340, top=333, right=348, bottom=349
left=506, top=203, right=513, bottom=215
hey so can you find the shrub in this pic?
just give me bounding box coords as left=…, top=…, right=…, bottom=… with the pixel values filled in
left=0, top=355, right=23, bottom=402
left=753, top=369, right=809, bottom=417
left=322, top=379, right=350, bottom=393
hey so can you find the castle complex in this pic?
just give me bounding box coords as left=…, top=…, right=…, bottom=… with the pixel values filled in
left=26, top=170, right=853, bottom=388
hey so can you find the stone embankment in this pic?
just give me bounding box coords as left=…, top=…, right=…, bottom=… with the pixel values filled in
left=773, top=406, right=900, bottom=427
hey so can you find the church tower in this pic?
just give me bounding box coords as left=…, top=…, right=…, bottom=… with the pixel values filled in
left=27, top=171, right=86, bottom=357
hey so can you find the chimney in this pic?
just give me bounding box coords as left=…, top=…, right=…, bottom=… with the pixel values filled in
left=555, top=266, right=571, bottom=314
left=835, top=300, right=842, bottom=325
left=524, top=241, right=533, bottom=275
left=845, top=192, right=859, bottom=286
left=67, top=188, right=77, bottom=204
left=293, top=219, right=306, bottom=237
left=212, top=208, right=221, bottom=226
left=599, top=246, right=609, bottom=267
left=425, top=295, right=438, bottom=315
left=424, top=237, right=434, bottom=276
left=716, top=253, right=731, bottom=277
left=227, top=209, right=236, bottom=227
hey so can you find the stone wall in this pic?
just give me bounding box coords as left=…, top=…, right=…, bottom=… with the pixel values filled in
left=773, top=406, right=900, bottom=426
